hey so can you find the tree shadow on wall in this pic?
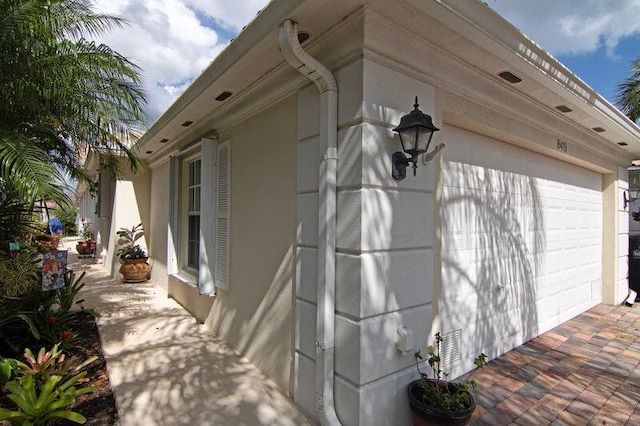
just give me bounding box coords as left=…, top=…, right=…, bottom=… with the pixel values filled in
left=440, top=161, right=545, bottom=375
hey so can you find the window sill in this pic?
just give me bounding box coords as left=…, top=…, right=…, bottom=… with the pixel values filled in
left=170, top=272, right=198, bottom=290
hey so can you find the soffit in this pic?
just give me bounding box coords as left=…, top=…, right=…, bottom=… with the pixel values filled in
left=139, top=0, right=640, bottom=163
left=139, top=0, right=363, bottom=162
left=367, top=0, right=640, bottom=162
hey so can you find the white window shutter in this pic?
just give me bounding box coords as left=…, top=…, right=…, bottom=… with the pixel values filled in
left=167, top=156, right=180, bottom=275
left=198, top=138, right=216, bottom=296
left=215, top=141, right=231, bottom=291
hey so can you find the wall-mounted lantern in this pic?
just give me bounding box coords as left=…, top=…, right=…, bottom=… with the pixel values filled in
left=391, top=97, right=440, bottom=180
left=625, top=189, right=640, bottom=209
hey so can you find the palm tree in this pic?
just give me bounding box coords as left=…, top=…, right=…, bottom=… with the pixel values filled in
left=617, top=58, right=640, bottom=123
left=0, top=0, right=147, bottom=209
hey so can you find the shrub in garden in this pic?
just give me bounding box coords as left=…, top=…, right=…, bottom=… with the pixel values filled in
left=0, top=253, right=89, bottom=356
left=55, top=207, right=79, bottom=236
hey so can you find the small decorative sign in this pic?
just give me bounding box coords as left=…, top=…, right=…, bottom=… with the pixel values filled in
left=42, top=250, right=67, bottom=291
left=9, top=242, right=19, bottom=258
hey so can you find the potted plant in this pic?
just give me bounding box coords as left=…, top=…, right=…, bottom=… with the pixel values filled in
left=116, top=223, right=150, bottom=282
left=408, top=332, right=487, bottom=426
left=75, top=221, right=96, bottom=255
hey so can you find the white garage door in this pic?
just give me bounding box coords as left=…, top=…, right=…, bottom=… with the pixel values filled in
left=440, top=125, right=602, bottom=372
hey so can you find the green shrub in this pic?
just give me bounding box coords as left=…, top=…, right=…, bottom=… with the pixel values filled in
left=0, top=252, right=40, bottom=298
left=0, top=267, right=87, bottom=356
left=55, top=207, right=78, bottom=237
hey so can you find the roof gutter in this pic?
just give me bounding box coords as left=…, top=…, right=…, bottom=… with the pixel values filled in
left=278, top=19, right=341, bottom=426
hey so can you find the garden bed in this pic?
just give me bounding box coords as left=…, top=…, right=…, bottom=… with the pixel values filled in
left=0, top=311, right=118, bottom=425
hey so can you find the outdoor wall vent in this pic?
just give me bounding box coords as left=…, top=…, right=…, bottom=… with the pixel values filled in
left=215, top=91, right=233, bottom=101
left=592, top=127, right=606, bottom=133
left=297, top=31, right=311, bottom=44
left=441, top=329, right=462, bottom=370
left=555, top=105, right=572, bottom=113
left=181, top=120, right=194, bottom=127
left=498, top=71, right=522, bottom=84
left=160, top=138, right=169, bottom=143
left=618, top=142, right=629, bottom=146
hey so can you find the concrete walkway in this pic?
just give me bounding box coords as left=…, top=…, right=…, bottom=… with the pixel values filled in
left=63, top=237, right=640, bottom=425
left=61, top=238, right=313, bottom=426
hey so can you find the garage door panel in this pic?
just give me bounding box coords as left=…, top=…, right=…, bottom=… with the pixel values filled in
left=441, top=125, right=602, bottom=364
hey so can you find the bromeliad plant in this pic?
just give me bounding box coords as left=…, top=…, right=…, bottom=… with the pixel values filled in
left=413, top=332, right=487, bottom=413
left=0, top=344, right=97, bottom=425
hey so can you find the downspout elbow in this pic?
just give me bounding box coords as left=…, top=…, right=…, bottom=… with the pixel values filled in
left=279, top=20, right=337, bottom=94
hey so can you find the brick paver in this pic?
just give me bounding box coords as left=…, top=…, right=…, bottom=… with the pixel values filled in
left=469, top=303, right=640, bottom=425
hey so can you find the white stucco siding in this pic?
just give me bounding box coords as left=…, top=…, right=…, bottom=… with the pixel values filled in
left=441, top=125, right=603, bottom=376
left=205, top=95, right=298, bottom=392
left=149, top=161, right=170, bottom=290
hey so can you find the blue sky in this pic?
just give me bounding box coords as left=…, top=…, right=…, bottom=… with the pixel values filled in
left=92, top=0, right=640, bottom=125
left=555, top=35, right=640, bottom=105
left=490, top=0, right=640, bottom=109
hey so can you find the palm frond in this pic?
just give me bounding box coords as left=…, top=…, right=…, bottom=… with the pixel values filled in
left=0, top=130, right=70, bottom=208
left=616, top=58, right=640, bottom=123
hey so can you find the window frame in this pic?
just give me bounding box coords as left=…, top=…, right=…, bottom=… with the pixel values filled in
left=186, top=158, right=201, bottom=270
left=168, top=137, right=230, bottom=295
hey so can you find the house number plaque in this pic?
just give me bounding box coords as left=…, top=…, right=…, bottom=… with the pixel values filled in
left=556, top=139, right=568, bottom=153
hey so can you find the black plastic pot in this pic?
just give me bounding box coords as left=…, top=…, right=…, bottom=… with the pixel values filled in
left=407, top=379, right=476, bottom=426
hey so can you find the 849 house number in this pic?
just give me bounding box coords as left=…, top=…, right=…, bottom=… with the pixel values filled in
left=556, top=139, right=568, bottom=153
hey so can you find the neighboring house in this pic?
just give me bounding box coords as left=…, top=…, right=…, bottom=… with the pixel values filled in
left=96, top=0, right=639, bottom=424
left=75, top=152, right=150, bottom=277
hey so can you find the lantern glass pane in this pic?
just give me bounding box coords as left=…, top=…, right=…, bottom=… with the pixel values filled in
left=399, top=128, right=416, bottom=153
left=416, top=127, right=433, bottom=153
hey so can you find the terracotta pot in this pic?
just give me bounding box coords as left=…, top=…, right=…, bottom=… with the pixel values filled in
left=76, top=240, right=95, bottom=255
left=119, top=258, right=151, bottom=282
left=407, top=379, right=476, bottom=426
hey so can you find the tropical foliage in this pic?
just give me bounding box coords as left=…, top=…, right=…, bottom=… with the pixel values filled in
left=0, top=0, right=147, bottom=210
left=0, top=344, right=96, bottom=424
left=116, top=223, right=147, bottom=261
left=617, top=58, right=640, bottom=123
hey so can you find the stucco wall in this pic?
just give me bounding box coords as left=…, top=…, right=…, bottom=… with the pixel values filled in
left=149, top=161, right=170, bottom=290
left=105, top=167, right=152, bottom=278
left=295, top=56, right=440, bottom=425
left=203, top=95, right=298, bottom=392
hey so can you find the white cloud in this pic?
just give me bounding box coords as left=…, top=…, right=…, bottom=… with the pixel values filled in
left=184, top=0, right=270, bottom=31
left=91, top=0, right=269, bottom=124
left=490, top=0, right=640, bottom=58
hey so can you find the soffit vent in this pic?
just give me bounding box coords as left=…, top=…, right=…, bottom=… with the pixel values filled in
left=160, top=138, right=169, bottom=143
left=297, top=32, right=311, bottom=44
left=498, top=71, right=522, bottom=84
left=181, top=120, right=194, bottom=127
left=441, top=329, right=462, bottom=371
left=592, top=127, right=605, bottom=133
left=145, top=150, right=153, bottom=154
left=555, top=105, right=572, bottom=113
left=619, top=142, right=629, bottom=146
left=215, top=91, right=232, bottom=101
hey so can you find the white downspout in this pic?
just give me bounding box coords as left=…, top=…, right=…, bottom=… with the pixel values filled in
left=278, top=19, right=341, bottom=426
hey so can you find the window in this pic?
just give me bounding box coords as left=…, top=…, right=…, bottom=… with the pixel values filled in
left=169, top=138, right=230, bottom=295
left=186, top=159, right=201, bottom=269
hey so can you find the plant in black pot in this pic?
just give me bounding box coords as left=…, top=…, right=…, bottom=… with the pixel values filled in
left=116, top=223, right=150, bottom=282
left=408, top=332, right=487, bottom=426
